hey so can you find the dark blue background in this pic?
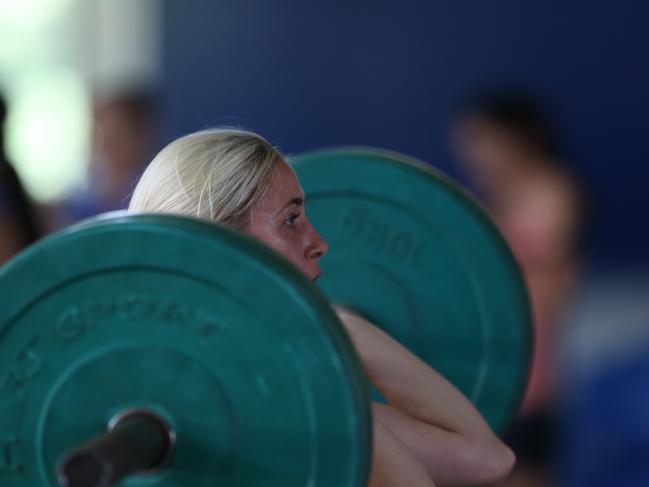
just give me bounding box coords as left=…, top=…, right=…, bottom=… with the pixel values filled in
left=161, top=0, right=649, bottom=267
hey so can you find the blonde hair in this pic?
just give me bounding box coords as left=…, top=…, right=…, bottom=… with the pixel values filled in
left=129, top=129, right=283, bottom=228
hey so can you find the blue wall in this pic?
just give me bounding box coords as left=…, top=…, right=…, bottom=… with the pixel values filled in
left=161, top=0, right=649, bottom=267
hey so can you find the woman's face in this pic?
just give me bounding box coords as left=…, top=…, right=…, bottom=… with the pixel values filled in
left=243, top=160, right=328, bottom=281
left=452, top=116, right=524, bottom=188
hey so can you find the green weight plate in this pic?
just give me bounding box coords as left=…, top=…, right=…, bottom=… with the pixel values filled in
left=0, top=213, right=371, bottom=487
left=292, top=148, right=532, bottom=434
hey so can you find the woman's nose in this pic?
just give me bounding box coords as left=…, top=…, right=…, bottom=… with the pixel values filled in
left=305, top=223, right=328, bottom=260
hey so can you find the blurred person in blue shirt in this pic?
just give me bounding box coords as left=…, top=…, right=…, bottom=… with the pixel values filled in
left=56, top=90, right=157, bottom=226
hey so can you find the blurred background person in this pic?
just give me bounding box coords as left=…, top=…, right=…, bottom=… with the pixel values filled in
left=450, top=92, right=587, bottom=486
left=0, top=94, right=41, bottom=264
left=54, top=90, right=158, bottom=227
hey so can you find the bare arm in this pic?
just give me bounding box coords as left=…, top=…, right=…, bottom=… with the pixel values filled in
left=336, top=307, right=514, bottom=486
left=370, top=419, right=437, bottom=487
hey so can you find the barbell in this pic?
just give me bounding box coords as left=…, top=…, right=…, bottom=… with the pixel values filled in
left=0, top=148, right=532, bottom=486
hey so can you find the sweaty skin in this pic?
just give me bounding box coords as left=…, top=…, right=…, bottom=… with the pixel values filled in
left=243, top=160, right=514, bottom=486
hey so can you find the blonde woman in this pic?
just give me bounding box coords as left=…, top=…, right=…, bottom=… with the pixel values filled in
left=129, top=129, right=515, bottom=487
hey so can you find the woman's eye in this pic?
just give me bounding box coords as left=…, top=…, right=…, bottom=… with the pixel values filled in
left=285, top=213, right=301, bottom=226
